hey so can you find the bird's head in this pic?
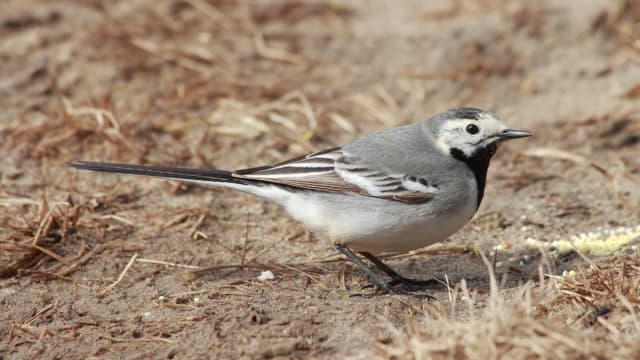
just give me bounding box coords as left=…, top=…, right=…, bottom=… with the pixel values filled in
left=426, top=107, right=531, bottom=160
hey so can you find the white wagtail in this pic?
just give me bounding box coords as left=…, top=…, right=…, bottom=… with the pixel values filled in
left=72, top=107, right=531, bottom=292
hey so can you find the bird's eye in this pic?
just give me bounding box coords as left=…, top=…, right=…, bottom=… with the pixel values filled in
left=466, top=124, right=479, bottom=134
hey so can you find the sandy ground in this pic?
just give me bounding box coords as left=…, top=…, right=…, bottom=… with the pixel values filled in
left=1, top=0, right=640, bottom=358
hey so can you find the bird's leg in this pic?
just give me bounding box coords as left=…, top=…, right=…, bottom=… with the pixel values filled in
left=360, top=252, right=439, bottom=288
left=334, top=244, right=390, bottom=291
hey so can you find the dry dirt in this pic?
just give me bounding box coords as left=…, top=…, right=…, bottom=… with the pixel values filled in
left=1, top=0, right=640, bottom=359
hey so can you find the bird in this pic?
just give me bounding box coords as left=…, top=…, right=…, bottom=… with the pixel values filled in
left=72, top=107, right=531, bottom=293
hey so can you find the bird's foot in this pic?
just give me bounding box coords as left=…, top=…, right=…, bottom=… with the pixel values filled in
left=353, top=277, right=439, bottom=299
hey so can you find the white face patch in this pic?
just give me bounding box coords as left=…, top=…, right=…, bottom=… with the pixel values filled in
left=434, top=112, right=508, bottom=157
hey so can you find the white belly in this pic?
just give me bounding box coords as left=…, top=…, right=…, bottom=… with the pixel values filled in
left=274, top=187, right=478, bottom=254
left=340, top=205, right=475, bottom=253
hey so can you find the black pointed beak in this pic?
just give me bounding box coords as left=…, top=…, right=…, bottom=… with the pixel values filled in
left=498, top=129, right=532, bottom=140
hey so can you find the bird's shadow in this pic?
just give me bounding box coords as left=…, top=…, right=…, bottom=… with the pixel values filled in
left=191, top=247, right=585, bottom=295
left=382, top=248, right=585, bottom=291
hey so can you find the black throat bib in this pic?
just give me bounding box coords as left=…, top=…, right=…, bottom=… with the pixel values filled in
left=450, top=143, right=497, bottom=209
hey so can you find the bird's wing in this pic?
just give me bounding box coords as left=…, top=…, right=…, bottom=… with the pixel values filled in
left=233, top=148, right=437, bottom=204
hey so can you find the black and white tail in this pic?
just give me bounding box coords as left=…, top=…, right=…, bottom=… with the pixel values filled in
left=71, top=161, right=247, bottom=186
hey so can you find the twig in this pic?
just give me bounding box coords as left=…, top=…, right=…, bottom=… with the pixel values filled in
left=193, top=263, right=277, bottom=274
left=163, top=211, right=190, bottom=229
left=210, top=237, right=244, bottom=259
left=31, top=203, right=56, bottom=245
left=99, top=334, right=173, bottom=344
left=187, top=213, right=206, bottom=239
left=278, top=262, right=320, bottom=283
left=96, top=214, right=135, bottom=226
left=45, top=241, right=87, bottom=273
left=24, top=304, right=54, bottom=325
left=193, top=231, right=303, bottom=275
left=21, top=270, right=77, bottom=282
left=31, top=244, right=70, bottom=266
left=136, top=258, right=202, bottom=270
left=166, top=276, right=256, bottom=298
left=9, top=324, right=39, bottom=342
left=97, top=253, right=138, bottom=297
left=384, top=246, right=471, bottom=260
left=244, top=230, right=300, bottom=264
left=61, top=205, right=69, bottom=244
left=56, top=244, right=107, bottom=277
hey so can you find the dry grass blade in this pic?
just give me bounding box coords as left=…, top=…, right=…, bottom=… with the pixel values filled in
left=349, top=93, right=398, bottom=126
left=62, top=97, right=120, bottom=131
left=23, top=304, right=54, bottom=326
left=383, top=246, right=470, bottom=260
left=61, top=97, right=134, bottom=151
left=136, top=258, right=202, bottom=270
left=192, top=263, right=278, bottom=274
left=0, top=197, right=41, bottom=207
left=97, top=253, right=138, bottom=298
left=277, top=262, right=321, bottom=284
left=30, top=244, right=69, bottom=266
left=187, top=213, right=206, bottom=239
left=207, top=92, right=317, bottom=152
left=376, top=255, right=640, bottom=359
left=94, top=214, right=135, bottom=227
left=56, top=244, right=107, bottom=277
left=253, top=32, right=306, bottom=65
left=99, top=334, right=173, bottom=344
left=0, top=197, right=75, bottom=278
